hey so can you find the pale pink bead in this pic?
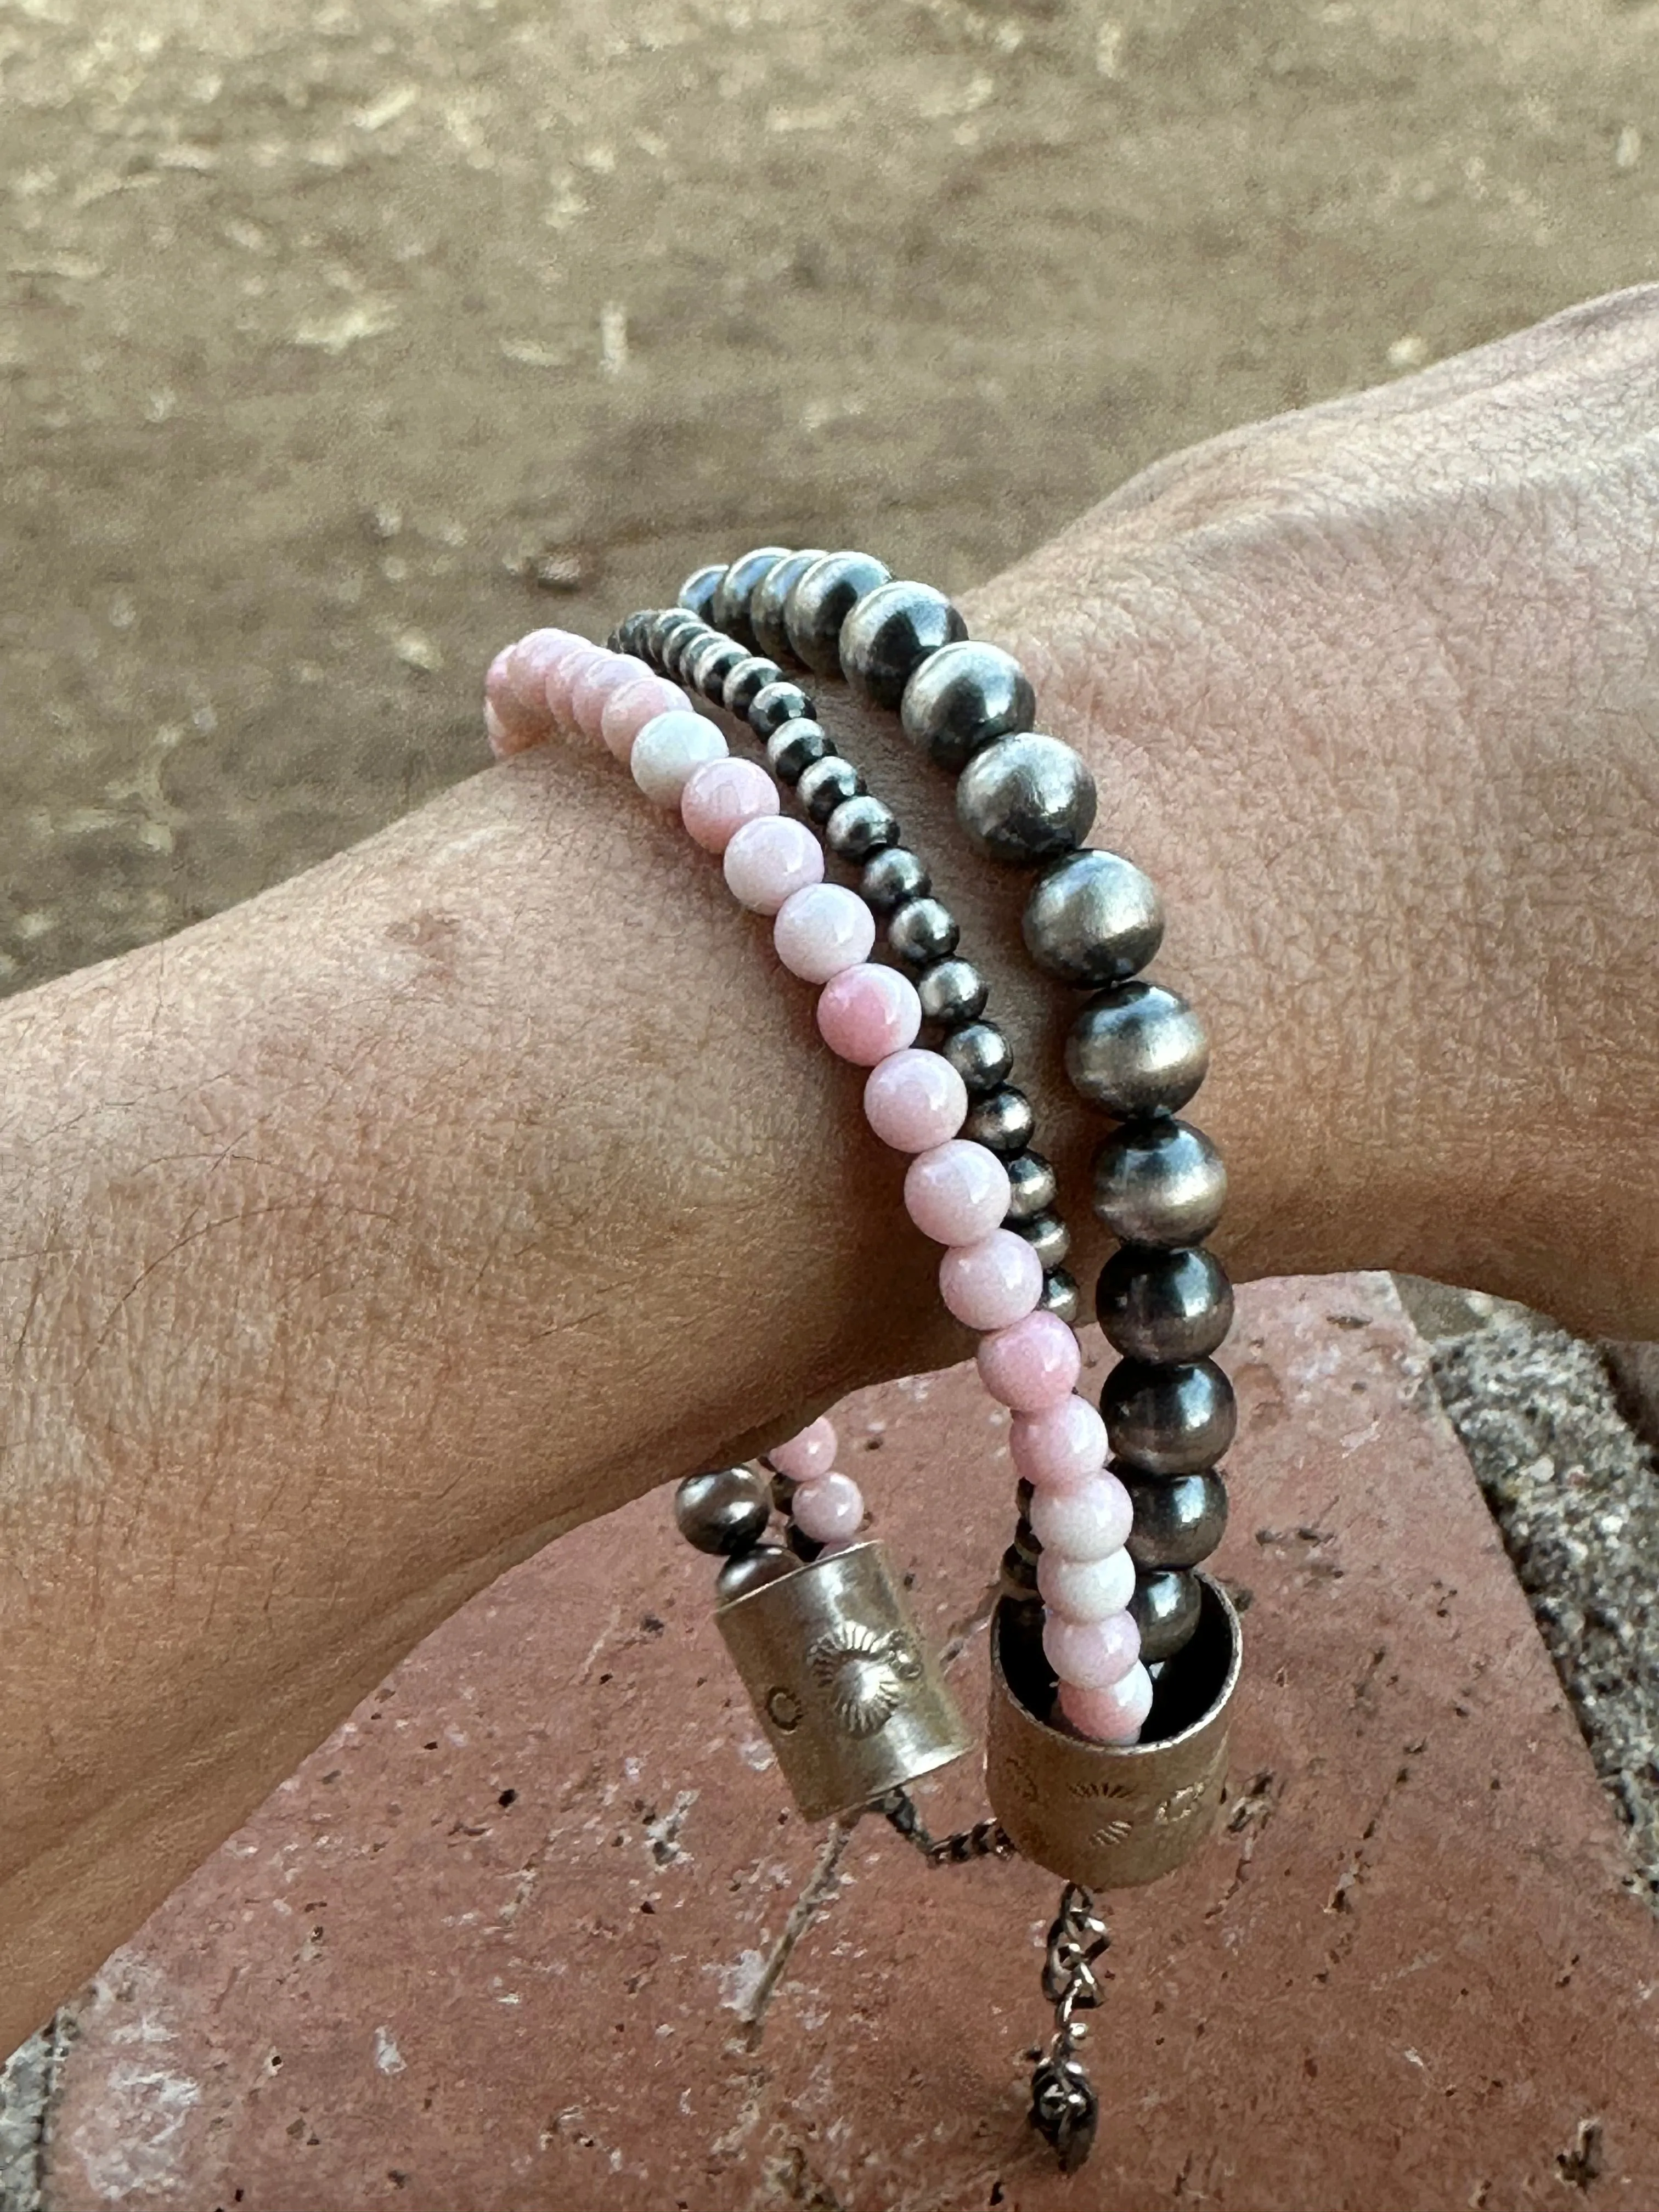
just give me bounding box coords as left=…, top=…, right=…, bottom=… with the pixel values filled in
left=1010, top=1395, right=1109, bottom=1492
left=1028, top=1471, right=1134, bottom=1561
left=631, top=711, right=727, bottom=805
left=483, top=698, right=519, bottom=759
left=573, top=653, right=655, bottom=742
left=792, top=1471, right=865, bottom=1544
left=978, top=1310, right=1082, bottom=1412
left=904, top=1139, right=1011, bottom=1246
left=1037, top=1545, right=1136, bottom=1622
left=723, top=815, right=824, bottom=914
left=769, top=1415, right=837, bottom=1481
left=1059, top=1662, right=1154, bottom=1745
left=681, top=757, right=780, bottom=853
left=544, top=642, right=607, bottom=729
left=1044, top=1607, right=1140, bottom=1691
left=774, top=884, right=876, bottom=984
left=862, top=1049, right=968, bottom=1153
left=484, top=645, right=544, bottom=748
left=816, top=963, right=922, bottom=1066
left=602, top=676, right=689, bottom=763
left=507, top=628, right=582, bottom=717
left=938, top=1229, right=1043, bottom=1332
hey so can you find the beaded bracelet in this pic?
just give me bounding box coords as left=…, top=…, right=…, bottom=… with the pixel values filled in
left=481, top=550, right=1243, bottom=2171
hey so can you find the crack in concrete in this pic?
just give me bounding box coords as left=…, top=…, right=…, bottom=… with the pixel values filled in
left=734, top=1820, right=859, bottom=2049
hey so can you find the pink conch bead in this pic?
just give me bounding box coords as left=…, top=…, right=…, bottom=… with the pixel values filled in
left=1010, top=1395, right=1109, bottom=1492
left=816, top=963, right=922, bottom=1066
left=938, top=1228, right=1043, bottom=1332
left=792, top=1471, right=865, bottom=1544
left=1037, top=1545, right=1136, bottom=1621
left=507, top=628, right=580, bottom=718
left=977, top=1309, right=1082, bottom=1412
left=769, top=1417, right=837, bottom=1481
left=904, top=1139, right=1011, bottom=1246
left=723, top=815, right=824, bottom=913
left=1043, top=1607, right=1141, bottom=1691
left=484, top=645, right=545, bottom=751
left=1059, top=1662, right=1155, bottom=1745
left=1028, top=1471, right=1134, bottom=1561
left=573, top=653, right=655, bottom=742
left=602, top=675, right=689, bottom=763
left=862, top=1049, right=968, bottom=1153
left=544, top=642, right=607, bottom=729
left=681, top=757, right=780, bottom=853
left=774, top=884, right=876, bottom=984
left=483, top=698, right=518, bottom=758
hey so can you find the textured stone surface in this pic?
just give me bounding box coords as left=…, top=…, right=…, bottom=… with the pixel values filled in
left=40, top=1276, right=1659, bottom=2210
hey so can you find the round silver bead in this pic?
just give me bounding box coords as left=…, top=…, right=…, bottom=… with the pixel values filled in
left=917, top=956, right=988, bottom=1028
left=963, top=1085, right=1035, bottom=1155
left=840, top=581, right=968, bottom=710
left=956, top=733, right=1097, bottom=866
left=785, top=550, right=892, bottom=675
left=766, top=719, right=835, bottom=785
left=1037, top=1266, right=1081, bottom=1325
left=1121, top=1470, right=1229, bottom=1571
left=1129, top=1567, right=1202, bottom=1662
left=797, top=754, right=866, bottom=823
left=1023, top=849, right=1164, bottom=988
left=1101, top=1357, right=1236, bottom=1475
left=663, top=622, right=712, bottom=681
left=1091, top=1119, right=1226, bottom=1248
left=861, top=845, right=931, bottom=915
left=900, top=640, right=1037, bottom=772
left=649, top=608, right=702, bottom=666
left=723, top=655, right=785, bottom=719
left=942, top=1019, right=1013, bottom=1095
left=888, top=897, right=960, bottom=969
left=687, top=635, right=747, bottom=702
left=747, top=679, right=815, bottom=737
left=751, top=549, right=827, bottom=665
left=826, top=794, right=899, bottom=864
left=1065, top=982, right=1210, bottom=1119
left=1095, top=1246, right=1233, bottom=1365
left=678, top=563, right=726, bottom=623
left=1003, top=1150, right=1058, bottom=1222
left=617, top=610, right=653, bottom=657
left=1008, top=1209, right=1070, bottom=1271
left=712, top=546, right=792, bottom=649
left=716, top=1544, right=800, bottom=1602
left=675, top=1468, right=772, bottom=1556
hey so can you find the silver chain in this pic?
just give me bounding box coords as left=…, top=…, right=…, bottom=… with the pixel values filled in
left=1029, top=1882, right=1107, bottom=2171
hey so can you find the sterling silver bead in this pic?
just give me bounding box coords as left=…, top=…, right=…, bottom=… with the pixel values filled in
left=900, top=640, right=1037, bottom=772
left=957, top=733, right=1097, bottom=866
left=675, top=1467, right=772, bottom=1556
left=664, top=622, right=712, bottom=681
left=687, top=634, right=746, bottom=702
left=840, top=582, right=968, bottom=710
left=1037, top=1267, right=1081, bottom=1325
left=1023, top=849, right=1164, bottom=987
left=826, top=794, right=899, bottom=864
left=650, top=608, right=702, bottom=666
left=747, top=679, right=815, bottom=737
left=941, top=1019, right=1013, bottom=1094
left=1095, top=1246, right=1233, bottom=1364
left=1121, top=1470, right=1229, bottom=1571
left=861, top=845, right=931, bottom=915
left=1101, top=1358, right=1236, bottom=1475
left=1092, top=1119, right=1226, bottom=1248
left=797, top=753, right=866, bottom=823
left=751, top=549, right=827, bottom=665
left=766, top=719, right=835, bottom=785
left=716, top=1543, right=800, bottom=1602
left=785, top=550, right=893, bottom=675
left=713, top=546, right=792, bottom=648
left=1130, top=1567, right=1202, bottom=1662
left=1009, top=1209, right=1070, bottom=1270
left=1003, top=1150, right=1058, bottom=1222
left=678, top=563, right=726, bottom=623
left=916, top=957, right=988, bottom=1028
left=723, top=655, right=785, bottom=719
left=888, top=897, right=960, bottom=969
left=963, top=1085, right=1035, bottom=1155
left=1065, top=982, right=1210, bottom=1118
left=618, top=609, right=653, bottom=657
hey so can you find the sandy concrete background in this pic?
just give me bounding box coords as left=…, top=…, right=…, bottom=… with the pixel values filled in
left=2, top=0, right=1656, bottom=994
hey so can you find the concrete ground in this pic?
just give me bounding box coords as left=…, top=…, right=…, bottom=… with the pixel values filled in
left=3, top=0, right=1659, bottom=2204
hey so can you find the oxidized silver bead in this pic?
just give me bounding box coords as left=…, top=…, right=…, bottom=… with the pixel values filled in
left=1092, top=1119, right=1226, bottom=1248
left=748, top=679, right=815, bottom=737
left=826, top=793, right=900, bottom=864
left=689, top=635, right=747, bottom=702
left=1009, top=1209, right=1070, bottom=1271
left=1037, top=1267, right=1081, bottom=1325
left=957, top=733, right=1097, bottom=866
left=785, top=550, right=893, bottom=675
left=723, top=654, right=785, bottom=719
left=797, top=753, right=866, bottom=823
left=900, top=639, right=1036, bottom=772
left=751, top=549, right=827, bottom=665
left=1095, top=1246, right=1233, bottom=1365
left=1000, top=1541, right=1041, bottom=1598
left=618, top=609, right=654, bottom=657
left=1129, top=1566, right=1203, bottom=1661
left=1121, top=1469, right=1229, bottom=1571
left=678, top=563, right=726, bottom=623
left=840, top=581, right=968, bottom=710
left=861, top=845, right=931, bottom=915
left=1023, top=849, right=1164, bottom=988
left=1101, top=1358, right=1236, bottom=1475
left=916, top=956, right=988, bottom=1028
left=675, top=1467, right=772, bottom=1556
left=963, top=1085, right=1036, bottom=1155
left=1003, top=1150, right=1058, bottom=1222
left=941, top=1019, right=1013, bottom=1095
left=713, top=546, right=792, bottom=648
left=649, top=608, right=702, bottom=666
left=664, top=622, right=713, bottom=682
left=767, top=719, right=836, bottom=785
left=888, top=896, right=960, bottom=969
left=1065, top=982, right=1210, bottom=1118
left=716, top=1544, right=800, bottom=1602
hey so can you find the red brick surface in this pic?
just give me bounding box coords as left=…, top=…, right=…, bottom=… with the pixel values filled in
left=44, top=1277, right=1659, bottom=2209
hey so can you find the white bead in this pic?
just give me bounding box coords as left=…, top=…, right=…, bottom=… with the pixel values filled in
left=630, top=709, right=727, bottom=806
left=1028, top=1471, right=1133, bottom=1562
left=773, top=883, right=876, bottom=982
left=1036, top=1545, right=1136, bottom=1621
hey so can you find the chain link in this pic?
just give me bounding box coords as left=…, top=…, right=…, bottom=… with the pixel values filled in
left=1029, top=1882, right=1108, bottom=2172
left=875, top=1788, right=1014, bottom=1866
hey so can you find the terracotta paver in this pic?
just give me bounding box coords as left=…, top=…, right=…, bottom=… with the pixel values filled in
left=43, top=1276, right=1659, bottom=2209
